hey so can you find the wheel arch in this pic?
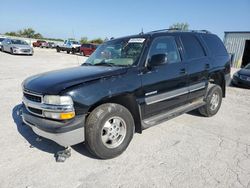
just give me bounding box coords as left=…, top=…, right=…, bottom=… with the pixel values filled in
left=209, top=71, right=226, bottom=97
left=87, top=94, right=142, bottom=133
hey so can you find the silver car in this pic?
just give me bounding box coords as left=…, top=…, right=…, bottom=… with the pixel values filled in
left=0, top=37, right=6, bottom=51
left=1, top=38, right=33, bottom=55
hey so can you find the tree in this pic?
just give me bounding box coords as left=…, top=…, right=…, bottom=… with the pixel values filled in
left=80, top=37, right=88, bottom=44
left=22, top=28, right=36, bottom=38
left=5, top=31, right=18, bottom=36
left=169, top=22, right=189, bottom=31
left=89, top=38, right=104, bottom=44
left=33, top=33, right=43, bottom=39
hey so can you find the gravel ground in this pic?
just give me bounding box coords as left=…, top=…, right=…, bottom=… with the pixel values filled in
left=0, top=48, right=250, bottom=188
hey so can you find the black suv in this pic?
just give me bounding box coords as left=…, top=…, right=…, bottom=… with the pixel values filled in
left=22, top=29, right=231, bottom=159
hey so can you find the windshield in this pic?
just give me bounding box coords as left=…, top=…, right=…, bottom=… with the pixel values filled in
left=84, top=37, right=146, bottom=67
left=11, top=39, right=28, bottom=45
left=0, top=38, right=5, bottom=42
left=71, top=41, right=79, bottom=44
left=244, top=64, right=250, bottom=69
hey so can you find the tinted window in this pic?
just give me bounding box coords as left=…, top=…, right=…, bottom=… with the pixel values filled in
left=149, top=36, right=181, bottom=64
left=0, top=38, right=5, bottom=42
left=202, top=34, right=227, bottom=56
left=181, top=35, right=205, bottom=59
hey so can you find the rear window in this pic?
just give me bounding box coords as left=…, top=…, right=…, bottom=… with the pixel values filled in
left=181, top=35, right=205, bottom=59
left=202, top=34, right=228, bottom=56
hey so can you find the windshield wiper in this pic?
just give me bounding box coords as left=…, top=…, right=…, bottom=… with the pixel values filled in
left=81, top=62, right=93, bottom=66
left=94, top=62, right=115, bottom=67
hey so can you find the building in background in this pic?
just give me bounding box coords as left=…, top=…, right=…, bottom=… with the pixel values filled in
left=224, top=32, right=250, bottom=68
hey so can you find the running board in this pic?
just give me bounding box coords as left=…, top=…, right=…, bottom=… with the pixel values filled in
left=142, top=99, right=206, bottom=129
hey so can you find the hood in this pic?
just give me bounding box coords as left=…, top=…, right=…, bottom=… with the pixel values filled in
left=238, top=68, right=250, bottom=76
left=13, top=44, right=32, bottom=49
left=23, top=66, right=127, bottom=94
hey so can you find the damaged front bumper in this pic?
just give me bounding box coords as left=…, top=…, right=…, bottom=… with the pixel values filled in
left=22, top=107, right=85, bottom=147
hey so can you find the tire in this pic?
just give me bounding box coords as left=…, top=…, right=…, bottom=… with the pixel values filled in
left=56, top=47, right=60, bottom=52
left=72, top=48, right=75, bottom=54
left=67, top=50, right=70, bottom=54
left=10, top=48, right=14, bottom=55
left=85, top=103, right=135, bottom=159
left=198, top=84, right=222, bottom=117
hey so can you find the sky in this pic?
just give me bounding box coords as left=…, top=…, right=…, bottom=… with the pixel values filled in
left=0, top=0, right=249, bottom=40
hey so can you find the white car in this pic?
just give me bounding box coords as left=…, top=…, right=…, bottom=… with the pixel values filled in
left=1, top=38, right=33, bottom=55
left=0, top=37, right=6, bottom=51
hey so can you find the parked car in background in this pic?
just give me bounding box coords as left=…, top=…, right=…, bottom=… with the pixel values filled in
left=232, top=63, right=250, bottom=88
left=56, top=39, right=81, bottom=54
left=40, top=41, right=49, bottom=48
left=33, top=40, right=46, bottom=47
left=1, top=38, right=33, bottom=55
left=0, top=37, right=6, bottom=51
left=80, top=43, right=98, bottom=56
left=48, top=42, right=56, bottom=48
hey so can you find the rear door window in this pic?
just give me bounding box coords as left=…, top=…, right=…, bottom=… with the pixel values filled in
left=181, top=35, right=205, bottom=59
left=202, top=34, right=228, bottom=56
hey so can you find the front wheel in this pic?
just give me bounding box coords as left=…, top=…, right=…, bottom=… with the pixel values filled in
left=10, top=48, right=14, bottom=55
left=198, top=84, right=222, bottom=117
left=85, top=103, right=135, bottom=159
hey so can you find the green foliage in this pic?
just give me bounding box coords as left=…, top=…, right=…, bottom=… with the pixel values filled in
left=4, top=28, right=64, bottom=41
left=80, top=37, right=88, bottom=44
left=5, top=28, right=43, bottom=38
left=89, top=38, right=104, bottom=44
left=4, top=31, right=17, bottom=36
left=169, top=22, right=189, bottom=31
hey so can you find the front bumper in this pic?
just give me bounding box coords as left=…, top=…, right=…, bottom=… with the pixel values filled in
left=22, top=107, right=85, bottom=147
left=13, top=48, right=33, bottom=55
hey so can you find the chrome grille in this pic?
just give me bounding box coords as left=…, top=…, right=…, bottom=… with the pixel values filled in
left=23, top=90, right=44, bottom=116
left=23, top=92, right=42, bottom=103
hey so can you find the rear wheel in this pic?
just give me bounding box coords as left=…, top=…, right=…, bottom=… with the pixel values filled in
left=67, top=50, right=70, bottom=54
left=56, top=47, right=60, bottom=52
left=85, top=103, right=135, bottom=159
left=198, top=84, right=222, bottom=117
left=72, top=48, right=75, bottom=54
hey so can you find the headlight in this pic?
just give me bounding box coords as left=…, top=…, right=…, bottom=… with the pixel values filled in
left=43, top=95, right=73, bottom=105
left=44, top=111, right=75, bottom=120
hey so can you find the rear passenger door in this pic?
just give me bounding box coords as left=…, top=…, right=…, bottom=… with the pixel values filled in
left=180, top=34, right=209, bottom=101
left=141, top=36, right=189, bottom=118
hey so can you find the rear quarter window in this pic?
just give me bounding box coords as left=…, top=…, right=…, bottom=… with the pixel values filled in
left=180, top=35, right=206, bottom=59
left=202, top=34, right=228, bottom=56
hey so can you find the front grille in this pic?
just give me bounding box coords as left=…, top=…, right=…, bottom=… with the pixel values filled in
left=23, top=92, right=42, bottom=103
left=21, top=49, right=30, bottom=52
left=28, top=107, right=43, bottom=115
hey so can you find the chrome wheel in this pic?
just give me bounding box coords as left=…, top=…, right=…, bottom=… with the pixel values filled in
left=101, top=116, right=127, bottom=148
left=210, top=92, right=219, bottom=110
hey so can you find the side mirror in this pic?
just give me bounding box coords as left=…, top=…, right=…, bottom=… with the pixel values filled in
left=148, top=54, right=167, bottom=67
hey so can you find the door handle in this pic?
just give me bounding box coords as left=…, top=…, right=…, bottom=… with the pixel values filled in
left=180, top=68, right=187, bottom=75
left=205, top=64, right=210, bottom=69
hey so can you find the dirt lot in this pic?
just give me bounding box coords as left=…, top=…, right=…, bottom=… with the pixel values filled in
left=0, top=48, right=250, bottom=188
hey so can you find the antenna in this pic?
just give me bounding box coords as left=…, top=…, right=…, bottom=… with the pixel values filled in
left=139, top=28, right=144, bottom=35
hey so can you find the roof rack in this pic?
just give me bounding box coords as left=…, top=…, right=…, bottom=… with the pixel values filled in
left=147, top=29, right=211, bottom=34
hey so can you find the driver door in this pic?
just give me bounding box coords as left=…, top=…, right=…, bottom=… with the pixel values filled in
left=141, top=36, right=189, bottom=118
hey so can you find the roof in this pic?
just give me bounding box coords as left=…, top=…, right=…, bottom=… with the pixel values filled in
left=224, top=31, right=250, bottom=34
